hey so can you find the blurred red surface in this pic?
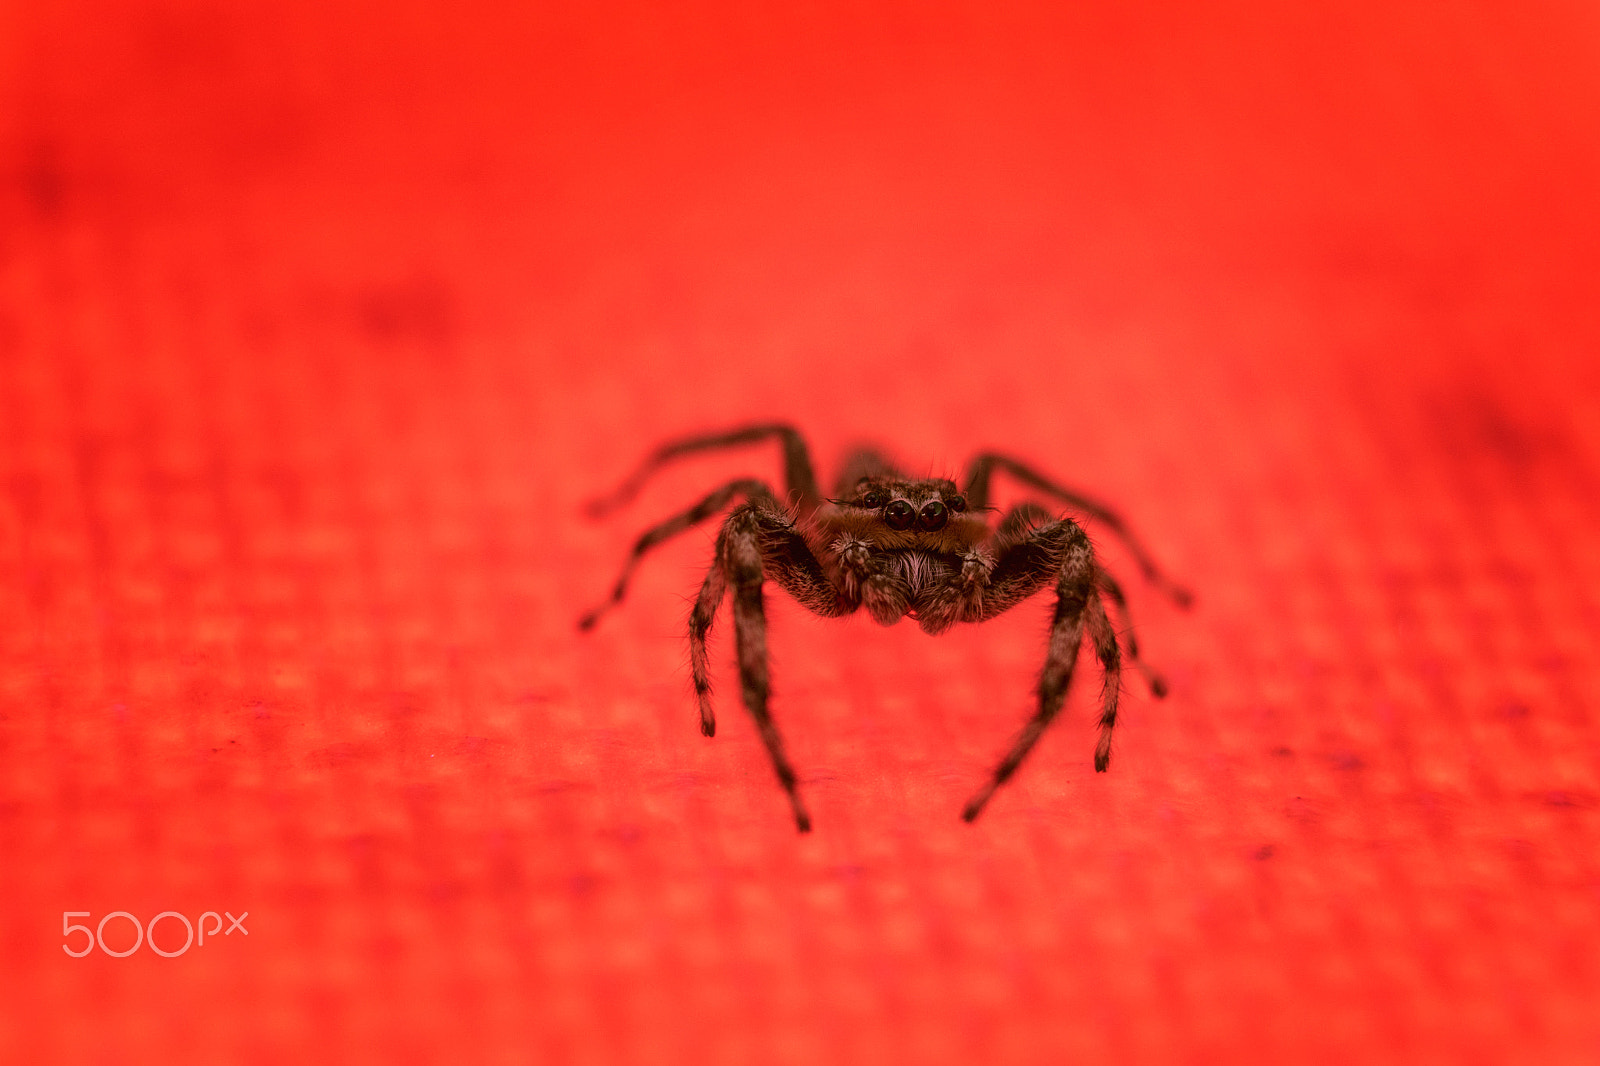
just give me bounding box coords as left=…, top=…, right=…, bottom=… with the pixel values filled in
left=3, top=1, right=1599, bottom=1062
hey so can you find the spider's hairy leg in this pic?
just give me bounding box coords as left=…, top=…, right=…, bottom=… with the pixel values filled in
left=914, top=501, right=1056, bottom=634
left=993, top=500, right=1053, bottom=547
left=987, top=501, right=1167, bottom=696
left=963, top=521, right=1113, bottom=822
left=962, top=452, right=1194, bottom=609
left=689, top=554, right=728, bottom=737
left=1083, top=588, right=1125, bottom=772
left=723, top=504, right=814, bottom=833
left=918, top=500, right=1051, bottom=632
left=1095, top=568, right=1169, bottom=698
left=954, top=503, right=1063, bottom=624
left=585, top=424, right=823, bottom=517
left=578, top=478, right=773, bottom=631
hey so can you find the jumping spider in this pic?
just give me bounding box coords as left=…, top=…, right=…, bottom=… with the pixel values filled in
left=580, top=424, right=1190, bottom=831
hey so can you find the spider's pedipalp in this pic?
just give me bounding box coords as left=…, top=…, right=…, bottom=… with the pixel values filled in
left=833, top=534, right=910, bottom=625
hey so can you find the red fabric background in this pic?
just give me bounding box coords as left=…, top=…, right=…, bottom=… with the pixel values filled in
left=3, top=1, right=1599, bottom=1062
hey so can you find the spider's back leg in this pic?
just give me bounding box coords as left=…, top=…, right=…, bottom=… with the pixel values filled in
left=1094, top=568, right=1169, bottom=698
left=579, top=478, right=775, bottom=630
left=962, top=452, right=1193, bottom=609
left=586, top=424, right=823, bottom=516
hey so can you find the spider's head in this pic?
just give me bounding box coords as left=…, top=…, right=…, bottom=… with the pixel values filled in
left=844, top=476, right=968, bottom=533
left=832, top=473, right=979, bottom=547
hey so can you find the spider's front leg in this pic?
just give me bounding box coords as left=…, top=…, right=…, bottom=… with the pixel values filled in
left=694, top=501, right=852, bottom=833
left=962, top=518, right=1123, bottom=822
left=984, top=502, right=1169, bottom=696
left=726, top=508, right=812, bottom=831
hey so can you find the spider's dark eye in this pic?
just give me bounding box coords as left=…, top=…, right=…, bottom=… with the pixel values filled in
left=861, top=490, right=888, bottom=509
left=917, top=500, right=948, bottom=532
left=946, top=494, right=967, bottom=513
left=883, top=499, right=916, bottom=530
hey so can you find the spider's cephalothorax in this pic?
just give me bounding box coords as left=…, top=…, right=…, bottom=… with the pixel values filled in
left=579, top=425, right=1191, bottom=832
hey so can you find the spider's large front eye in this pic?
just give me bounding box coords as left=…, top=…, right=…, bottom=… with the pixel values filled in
left=883, top=499, right=916, bottom=530
left=861, top=490, right=888, bottom=509
left=945, top=494, right=967, bottom=513
left=917, top=500, right=948, bottom=531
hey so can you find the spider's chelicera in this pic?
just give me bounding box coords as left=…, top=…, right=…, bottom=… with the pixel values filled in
left=580, top=424, right=1191, bottom=832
